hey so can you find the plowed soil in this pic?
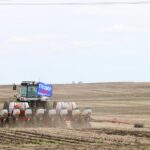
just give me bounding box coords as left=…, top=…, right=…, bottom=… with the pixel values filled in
left=0, top=127, right=150, bottom=150
left=0, top=82, right=150, bottom=150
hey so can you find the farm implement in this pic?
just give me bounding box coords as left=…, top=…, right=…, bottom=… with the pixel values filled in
left=0, top=81, right=92, bottom=128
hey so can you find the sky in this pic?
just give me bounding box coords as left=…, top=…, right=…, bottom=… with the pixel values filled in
left=0, top=0, right=150, bottom=84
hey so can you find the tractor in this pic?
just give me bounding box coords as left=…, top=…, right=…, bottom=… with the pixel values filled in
left=0, top=81, right=92, bottom=128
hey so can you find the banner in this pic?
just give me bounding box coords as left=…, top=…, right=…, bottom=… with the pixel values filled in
left=38, top=82, right=53, bottom=97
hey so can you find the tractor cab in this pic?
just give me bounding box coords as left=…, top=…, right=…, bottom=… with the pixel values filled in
left=19, top=81, right=39, bottom=101
left=14, top=81, right=53, bottom=110
left=15, top=81, right=52, bottom=102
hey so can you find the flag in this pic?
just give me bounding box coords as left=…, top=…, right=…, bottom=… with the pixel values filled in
left=38, top=82, right=53, bottom=97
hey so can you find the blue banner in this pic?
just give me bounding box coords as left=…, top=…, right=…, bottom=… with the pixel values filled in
left=38, top=82, right=53, bottom=97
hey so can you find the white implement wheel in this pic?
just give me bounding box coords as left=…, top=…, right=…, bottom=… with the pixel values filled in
left=48, top=109, right=57, bottom=117
left=36, top=109, right=45, bottom=116
left=60, top=109, right=68, bottom=117
left=0, top=109, right=8, bottom=118
left=12, top=109, right=20, bottom=117
left=25, top=109, right=32, bottom=117
left=72, top=108, right=81, bottom=117
left=82, top=108, right=92, bottom=116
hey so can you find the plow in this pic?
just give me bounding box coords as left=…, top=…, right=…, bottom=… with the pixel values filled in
left=0, top=81, right=92, bottom=128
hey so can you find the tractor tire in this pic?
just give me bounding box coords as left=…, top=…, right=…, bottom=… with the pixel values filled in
left=46, top=101, right=53, bottom=109
left=0, top=119, right=4, bottom=128
left=3, top=101, right=9, bottom=110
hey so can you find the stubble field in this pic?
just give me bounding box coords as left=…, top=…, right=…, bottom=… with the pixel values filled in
left=0, top=82, right=150, bottom=150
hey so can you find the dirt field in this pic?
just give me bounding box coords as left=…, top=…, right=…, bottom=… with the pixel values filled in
left=0, top=82, right=150, bottom=150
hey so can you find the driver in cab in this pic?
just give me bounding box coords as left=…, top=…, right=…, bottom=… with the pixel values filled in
left=28, top=87, right=36, bottom=98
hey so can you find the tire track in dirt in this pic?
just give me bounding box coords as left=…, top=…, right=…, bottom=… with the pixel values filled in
left=82, top=128, right=150, bottom=138
left=0, top=128, right=150, bottom=150
left=15, top=130, right=96, bottom=144
left=0, top=129, right=97, bottom=146
left=0, top=128, right=104, bottom=150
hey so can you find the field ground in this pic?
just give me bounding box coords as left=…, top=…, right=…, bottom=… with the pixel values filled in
left=0, top=82, right=150, bottom=149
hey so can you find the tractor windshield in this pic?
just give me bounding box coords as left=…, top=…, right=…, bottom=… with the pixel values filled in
left=27, top=86, right=38, bottom=98
left=20, top=85, right=38, bottom=98
left=20, top=86, right=27, bottom=97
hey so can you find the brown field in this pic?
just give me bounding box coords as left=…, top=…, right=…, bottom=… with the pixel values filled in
left=0, top=82, right=150, bottom=150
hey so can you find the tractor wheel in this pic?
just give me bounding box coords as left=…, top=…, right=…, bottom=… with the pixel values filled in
left=46, top=101, right=53, bottom=109
left=8, top=117, right=16, bottom=127
left=0, top=119, right=4, bottom=128
left=3, top=101, right=9, bottom=110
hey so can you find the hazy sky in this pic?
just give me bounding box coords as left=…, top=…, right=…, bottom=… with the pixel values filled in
left=0, top=0, right=150, bottom=84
